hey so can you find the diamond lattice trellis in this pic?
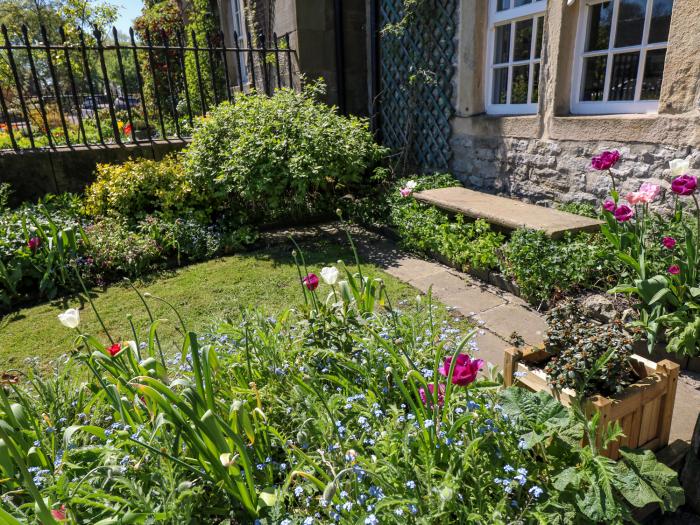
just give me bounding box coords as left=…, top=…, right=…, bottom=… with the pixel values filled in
left=379, top=0, right=457, bottom=172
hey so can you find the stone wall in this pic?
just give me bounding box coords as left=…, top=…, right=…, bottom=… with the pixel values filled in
left=451, top=135, right=700, bottom=208
left=0, top=140, right=188, bottom=206
left=449, top=0, right=700, bottom=208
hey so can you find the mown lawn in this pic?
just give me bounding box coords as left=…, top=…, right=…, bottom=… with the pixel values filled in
left=0, top=237, right=429, bottom=368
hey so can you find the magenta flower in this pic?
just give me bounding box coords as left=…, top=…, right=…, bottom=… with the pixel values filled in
left=671, top=174, right=697, bottom=196
left=439, top=354, right=483, bottom=386
left=662, top=237, right=676, bottom=249
left=613, top=205, right=634, bottom=222
left=602, top=199, right=616, bottom=213
left=27, top=237, right=40, bottom=251
left=400, top=187, right=413, bottom=198
left=668, top=265, right=681, bottom=275
left=591, top=150, right=621, bottom=171
left=302, top=273, right=319, bottom=291
left=419, top=383, right=445, bottom=407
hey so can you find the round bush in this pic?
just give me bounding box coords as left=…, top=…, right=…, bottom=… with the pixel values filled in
left=183, top=83, right=386, bottom=223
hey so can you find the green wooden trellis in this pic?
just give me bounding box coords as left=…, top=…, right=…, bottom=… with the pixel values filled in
left=378, top=0, right=458, bottom=172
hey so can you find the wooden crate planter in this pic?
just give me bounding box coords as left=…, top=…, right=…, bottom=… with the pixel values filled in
left=503, top=346, right=680, bottom=460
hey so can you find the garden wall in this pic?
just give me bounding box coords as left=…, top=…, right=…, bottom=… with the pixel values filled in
left=0, top=140, right=188, bottom=205
left=450, top=135, right=700, bottom=207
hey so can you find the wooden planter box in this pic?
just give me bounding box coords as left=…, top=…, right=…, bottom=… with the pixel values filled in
left=504, top=346, right=680, bottom=460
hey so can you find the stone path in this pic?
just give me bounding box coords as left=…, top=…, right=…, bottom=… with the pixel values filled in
left=262, top=223, right=700, bottom=444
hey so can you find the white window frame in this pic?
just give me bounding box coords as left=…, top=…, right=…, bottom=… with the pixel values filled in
left=571, top=0, right=670, bottom=115
left=230, top=0, right=248, bottom=85
left=485, top=0, right=546, bottom=115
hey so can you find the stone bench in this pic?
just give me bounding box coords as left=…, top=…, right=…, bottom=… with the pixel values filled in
left=413, top=187, right=603, bottom=239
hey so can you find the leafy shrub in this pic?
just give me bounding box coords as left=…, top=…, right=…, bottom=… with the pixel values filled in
left=500, top=229, right=620, bottom=304
left=556, top=201, right=600, bottom=218
left=0, top=243, right=684, bottom=523
left=82, top=218, right=162, bottom=279
left=184, top=83, right=387, bottom=224
left=84, top=154, right=195, bottom=222
left=387, top=174, right=504, bottom=271
left=543, top=302, right=636, bottom=396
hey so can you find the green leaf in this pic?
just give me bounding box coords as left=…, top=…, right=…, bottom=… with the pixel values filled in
left=499, top=388, right=568, bottom=430
left=553, top=466, right=580, bottom=491
left=615, top=449, right=685, bottom=511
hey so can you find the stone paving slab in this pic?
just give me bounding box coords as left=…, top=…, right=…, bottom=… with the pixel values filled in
left=414, top=187, right=603, bottom=239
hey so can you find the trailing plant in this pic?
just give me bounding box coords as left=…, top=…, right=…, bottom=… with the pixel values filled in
left=542, top=302, right=636, bottom=396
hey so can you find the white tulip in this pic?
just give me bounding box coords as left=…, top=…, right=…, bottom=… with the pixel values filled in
left=670, top=159, right=690, bottom=176
left=405, top=180, right=418, bottom=190
left=320, top=266, right=339, bottom=285
left=58, top=308, right=80, bottom=329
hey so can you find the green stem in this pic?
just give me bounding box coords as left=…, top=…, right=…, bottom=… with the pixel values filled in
left=73, top=266, right=113, bottom=344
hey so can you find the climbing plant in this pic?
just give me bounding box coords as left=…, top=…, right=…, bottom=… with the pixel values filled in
left=378, top=0, right=457, bottom=173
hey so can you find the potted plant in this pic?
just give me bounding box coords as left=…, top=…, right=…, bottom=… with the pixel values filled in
left=504, top=303, right=679, bottom=460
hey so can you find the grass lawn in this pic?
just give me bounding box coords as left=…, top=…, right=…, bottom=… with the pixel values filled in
left=0, top=237, right=434, bottom=368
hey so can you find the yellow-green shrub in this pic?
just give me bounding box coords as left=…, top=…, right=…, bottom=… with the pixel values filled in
left=84, top=154, right=201, bottom=221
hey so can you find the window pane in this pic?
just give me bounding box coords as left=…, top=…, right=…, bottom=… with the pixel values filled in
left=615, top=0, right=647, bottom=48
left=497, top=0, right=510, bottom=11
left=586, top=2, right=613, bottom=51
left=608, top=52, right=640, bottom=100
left=534, top=16, right=544, bottom=58
left=648, top=0, right=673, bottom=43
left=532, top=63, right=540, bottom=103
left=492, top=67, right=509, bottom=104
left=494, top=24, right=511, bottom=64
left=513, top=19, right=533, bottom=61
left=512, top=65, right=529, bottom=103
left=514, top=0, right=533, bottom=6
left=581, top=55, right=607, bottom=101
left=641, top=48, right=666, bottom=99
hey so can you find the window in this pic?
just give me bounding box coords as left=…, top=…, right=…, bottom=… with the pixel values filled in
left=230, top=0, right=249, bottom=84
left=486, top=0, right=546, bottom=115
left=572, top=0, right=673, bottom=114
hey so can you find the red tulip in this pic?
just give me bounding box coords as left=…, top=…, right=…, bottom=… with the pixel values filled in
left=419, top=383, right=445, bottom=407
left=591, top=150, right=620, bottom=171
left=28, top=237, right=41, bottom=251
left=614, top=205, right=634, bottom=223
left=302, top=273, right=319, bottom=291
left=439, top=354, right=483, bottom=386
left=107, top=343, right=122, bottom=357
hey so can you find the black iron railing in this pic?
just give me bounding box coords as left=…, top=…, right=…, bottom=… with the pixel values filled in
left=0, top=24, right=296, bottom=150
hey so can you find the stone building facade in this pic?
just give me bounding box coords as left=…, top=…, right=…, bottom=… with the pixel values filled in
left=450, top=0, right=699, bottom=206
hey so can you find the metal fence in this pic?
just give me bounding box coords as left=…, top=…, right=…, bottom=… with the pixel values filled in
left=0, top=24, right=296, bottom=150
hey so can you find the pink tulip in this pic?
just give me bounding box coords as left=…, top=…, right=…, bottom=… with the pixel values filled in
left=439, top=354, right=483, bottom=386
left=662, top=237, right=676, bottom=249
left=51, top=506, right=68, bottom=521
left=638, top=182, right=661, bottom=202
left=668, top=265, right=680, bottom=275
left=400, top=187, right=412, bottom=198
left=614, top=205, right=634, bottom=222
left=671, top=175, right=697, bottom=196
left=419, top=383, right=445, bottom=407
left=591, top=150, right=620, bottom=171
left=602, top=199, right=616, bottom=213
left=302, top=273, right=319, bottom=291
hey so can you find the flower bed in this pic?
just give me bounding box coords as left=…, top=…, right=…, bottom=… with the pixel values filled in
left=0, top=84, right=385, bottom=311
left=0, top=240, right=685, bottom=523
